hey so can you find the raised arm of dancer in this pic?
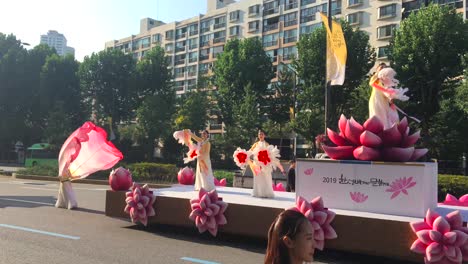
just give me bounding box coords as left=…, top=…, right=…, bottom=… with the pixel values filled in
left=186, top=129, right=203, bottom=143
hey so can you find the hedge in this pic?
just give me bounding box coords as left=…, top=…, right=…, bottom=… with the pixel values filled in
left=438, top=175, right=468, bottom=202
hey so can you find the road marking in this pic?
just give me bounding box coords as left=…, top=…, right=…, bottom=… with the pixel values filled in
left=22, top=187, right=56, bottom=191
left=181, top=257, right=220, bottom=264
left=21, top=186, right=107, bottom=191
left=0, top=198, right=54, bottom=206
left=0, top=224, right=80, bottom=240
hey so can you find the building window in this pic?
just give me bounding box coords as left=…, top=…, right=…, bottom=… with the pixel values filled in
left=346, top=12, right=362, bottom=25
left=199, top=48, right=210, bottom=61
left=189, top=24, right=199, bottom=36
left=174, top=54, right=186, bottom=65
left=348, top=0, right=363, bottom=7
left=165, top=30, right=174, bottom=40
left=283, top=12, right=298, bottom=27
left=229, top=10, right=240, bottom=21
left=263, top=33, right=279, bottom=47
left=213, top=31, right=226, bottom=44
left=377, top=24, right=396, bottom=39
left=264, top=17, right=280, bottom=32
left=187, top=65, right=197, bottom=77
left=248, top=21, right=260, bottom=32
left=263, top=1, right=279, bottom=16
left=175, top=80, right=185, bottom=92
left=282, top=46, right=297, bottom=61
left=200, top=34, right=212, bottom=47
left=152, top=34, right=161, bottom=43
left=199, top=62, right=211, bottom=74
left=248, top=4, right=260, bottom=16
left=214, top=16, right=226, bottom=30
left=377, top=46, right=389, bottom=58
left=283, top=29, right=297, bottom=44
left=174, top=67, right=186, bottom=78
left=301, top=5, right=324, bottom=23
left=175, top=40, right=186, bottom=53
left=300, top=23, right=322, bottom=34
left=266, top=49, right=278, bottom=63
left=165, top=43, right=173, bottom=53
left=188, top=38, right=198, bottom=50
left=176, top=27, right=187, bottom=40
left=301, top=0, right=316, bottom=6
left=212, top=46, right=224, bottom=58
left=229, top=26, right=240, bottom=36
left=379, top=4, right=397, bottom=19
left=189, top=52, right=198, bottom=63
left=201, top=20, right=211, bottom=34
left=141, top=37, right=150, bottom=49
left=284, top=0, right=298, bottom=10
left=187, top=79, right=197, bottom=90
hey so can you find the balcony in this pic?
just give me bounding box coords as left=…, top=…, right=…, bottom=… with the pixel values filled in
left=189, top=44, right=198, bottom=50
left=263, top=7, right=279, bottom=16
left=175, top=46, right=186, bottom=53
left=174, top=59, right=185, bottom=66
left=248, top=11, right=259, bottom=17
left=165, top=35, right=174, bottom=40
left=283, top=36, right=297, bottom=44
left=213, top=23, right=226, bottom=30
left=284, top=19, right=298, bottom=27
left=263, top=39, right=278, bottom=47
left=269, top=56, right=278, bottom=63
left=174, top=72, right=185, bottom=78
left=188, top=71, right=197, bottom=77
left=200, top=27, right=210, bottom=34
left=200, top=41, right=210, bottom=47
left=282, top=54, right=296, bottom=61
left=230, top=15, right=239, bottom=22
left=189, top=57, right=197, bottom=63
left=175, top=33, right=186, bottom=40
left=213, top=37, right=226, bottom=44
left=248, top=26, right=259, bottom=33
left=199, top=69, right=209, bottom=75
left=141, top=43, right=150, bottom=49
left=175, top=86, right=185, bottom=92
left=348, top=0, right=363, bottom=7
left=263, top=23, right=279, bottom=32
left=209, top=124, right=223, bottom=130
left=189, top=30, right=198, bottom=36
left=285, top=2, right=298, bottom=10
left=199, top=54, right=209, bottom=61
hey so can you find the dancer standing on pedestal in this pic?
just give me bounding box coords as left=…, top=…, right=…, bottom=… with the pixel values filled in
left=249, top=130, right=285, bottom=198
left=186, top=129, right=216, bottom=192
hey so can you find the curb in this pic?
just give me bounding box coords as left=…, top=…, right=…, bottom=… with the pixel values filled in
left=7, top=173, right=171, bottom=189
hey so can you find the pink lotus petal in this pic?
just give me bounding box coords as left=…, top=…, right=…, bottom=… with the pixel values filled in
left=452, top=230, right=468, bottom=247
left=208, top=227, right=218, bottom=237
left=344, top=118, right=364, bottom=145
left=446, top=211, right=463, bottom=229
left=311, top=197, right=325, bottom=211
left=410, top=148, right=428, bottom=161
left=315, top=239, right=325, bottom=251
left=382, top=147, right=414, bottom=162
left=442, top=232, right=457, bottom=245
left=390, top=191, right=401, bottom=199
left=426, top=209, right=440, bottom=227
left=429, top=230, right=443, bottom=243
left=425, top=242, right=443, bottom=262
left=410, top=239, right=428, bottom=254
left=314, top=228, right=324, bottom=240
left=314, top=211, right=327, bottom=225
left=323, top=224, right=338, bottom=239
left=359, top=130, right=383, bottom=148
left=353, top=146, right=381, bottom=161
left=411, top=221, right=431, bottom=233
left=397, top=117, right=408, bottom=135
left=363, top=115, right=384, bottom=135
left=322, top=145, right=355, bottom=160
left=327, top=128, right=349, bottom=146
left=402, top=131, right=421, bottom=148
left=459, top=194, right=468, bottom=204
left=325, top=210, right=336, bottom=224
left=338, top=114, right=347, bottom=135
left=433, top=216, right=450, bottom=234
left=381, top=123, right=403, bottom=147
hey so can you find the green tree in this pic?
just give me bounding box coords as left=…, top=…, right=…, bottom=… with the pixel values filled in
left=388, top=4, right=467, bottom=133
left=135, top=47, right=175, bottom=160
left=173, top=90, right=210, bottom=132
left=79, top=49, right=136, bottom=131
left=213, top=38, right=274, bottom=126
left=293, top=20, right=375, bottom=148
left=234, top=82, right=261, bottom=140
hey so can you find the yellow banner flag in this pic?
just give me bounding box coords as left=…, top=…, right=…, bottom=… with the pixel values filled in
left=320, top=13, right=347, bottom=85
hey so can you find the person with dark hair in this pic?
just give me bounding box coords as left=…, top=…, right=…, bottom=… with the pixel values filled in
left=249, top=129, right=285, bottom=198
left=186, top=129, right=216, bottom=191
left=286, top=160, right=296, bottom=192
left=265, top=210, right=315, bottom=264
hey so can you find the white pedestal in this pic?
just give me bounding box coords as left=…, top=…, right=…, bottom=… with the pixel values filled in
left=296, top=159, right=437, bottom=218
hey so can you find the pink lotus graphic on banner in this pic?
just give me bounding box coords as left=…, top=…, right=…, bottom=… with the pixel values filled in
left=350, top=192, right=368, bottom=203
left=386, top=177, right=416, bottom=199
left=304, top=168, right=314, bottom=176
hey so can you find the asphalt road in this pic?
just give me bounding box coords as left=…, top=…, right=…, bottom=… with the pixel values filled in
left=0, top=176, right=416, bottom=264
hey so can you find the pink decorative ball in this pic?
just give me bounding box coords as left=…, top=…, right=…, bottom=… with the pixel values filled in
left=109, top=167, right=133, bottom=191
left=178, top=167, right=194, bottom=185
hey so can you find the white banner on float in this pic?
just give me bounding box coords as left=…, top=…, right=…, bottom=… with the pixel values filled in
left=296, top=159, right=437, bottom=218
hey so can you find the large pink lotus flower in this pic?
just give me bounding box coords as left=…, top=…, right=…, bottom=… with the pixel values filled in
left=272, top=182, right=285, bottom=192
left=214, top=178, right=227, bottom=186
left=410, top=209, right=468, bottom=263
left=290, top=196, right=337, bottom=250
left=323, top=115, right=428, bottom=162
left=189, top=188, right=228, bottom=237
left=124, top=183, right=156, bottom=227
left=304, top=168, right=314, bottom=176
left=386, top=177, right=417, bottom=199
left=177, top=167, right=195, bottom=185
left=441, top=194, right=468, bottom=207
left=350, top=192, right=368, bottom=203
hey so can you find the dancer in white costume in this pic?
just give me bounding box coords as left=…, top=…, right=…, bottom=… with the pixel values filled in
left=249, top=130, right=285, bottom=198
left=187, top=130, right=216, bottom=192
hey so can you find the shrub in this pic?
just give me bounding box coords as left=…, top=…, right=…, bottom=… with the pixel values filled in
left=438, top=174, right=468, bottom=202
left=214, top=170, right=235, bottom=186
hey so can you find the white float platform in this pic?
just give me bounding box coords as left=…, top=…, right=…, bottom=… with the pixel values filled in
left=105, top=185, right=468, bottom=263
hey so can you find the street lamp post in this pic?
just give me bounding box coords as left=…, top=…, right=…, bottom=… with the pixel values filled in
left=280, top=62, right=298, bottom=159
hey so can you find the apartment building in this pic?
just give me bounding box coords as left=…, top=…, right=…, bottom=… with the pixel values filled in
left=40, top=30, right=75, bottom=57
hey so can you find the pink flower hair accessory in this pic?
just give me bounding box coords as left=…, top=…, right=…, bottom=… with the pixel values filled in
left=124, top=183, right=156, bottom=227
left=189, top=188, right=228, bottom=237
left=289, top=196, right=337, bottom=250
left=410, top=209, right=468, bottom=263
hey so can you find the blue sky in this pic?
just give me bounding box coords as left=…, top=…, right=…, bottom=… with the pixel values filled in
left=0, top=0, right=208, bottom=61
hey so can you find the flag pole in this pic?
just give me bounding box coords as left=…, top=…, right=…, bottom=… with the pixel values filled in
left=324, top=3, right=332, bottom=136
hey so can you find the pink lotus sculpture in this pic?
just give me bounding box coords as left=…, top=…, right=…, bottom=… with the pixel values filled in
left=441, top=194, right=468, bottom=207
left=124, top=183, right=156, bottom=227
left=177, top=167, right=195, bottom=185
left=109, top=167, right=133, bottom=191
left=350, top=192, right=368, bottom=203
left=214, top=178, right=227, bottom=186
left=290, top=196, right=337, bottom=250
left=323, top=114, right=428, bottom=162
left=272, top=182, right=286, bottom=192
left=410, top=209, right=468, bottom=263
left=189, top=188, right=228, bottom=237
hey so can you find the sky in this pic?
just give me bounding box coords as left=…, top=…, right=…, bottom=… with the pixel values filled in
left=0, top=0, right=208, bottom=61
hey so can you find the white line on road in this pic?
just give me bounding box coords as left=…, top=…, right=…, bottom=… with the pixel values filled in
left=0, top=224, right=80, bottom=240
left=181, top=257, right=220, bottom=264
left=21, top=186, right=107, bottom=191
left=22, top=187, right=56, bottom=191
left=0, top=198, right=54, bottom=206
